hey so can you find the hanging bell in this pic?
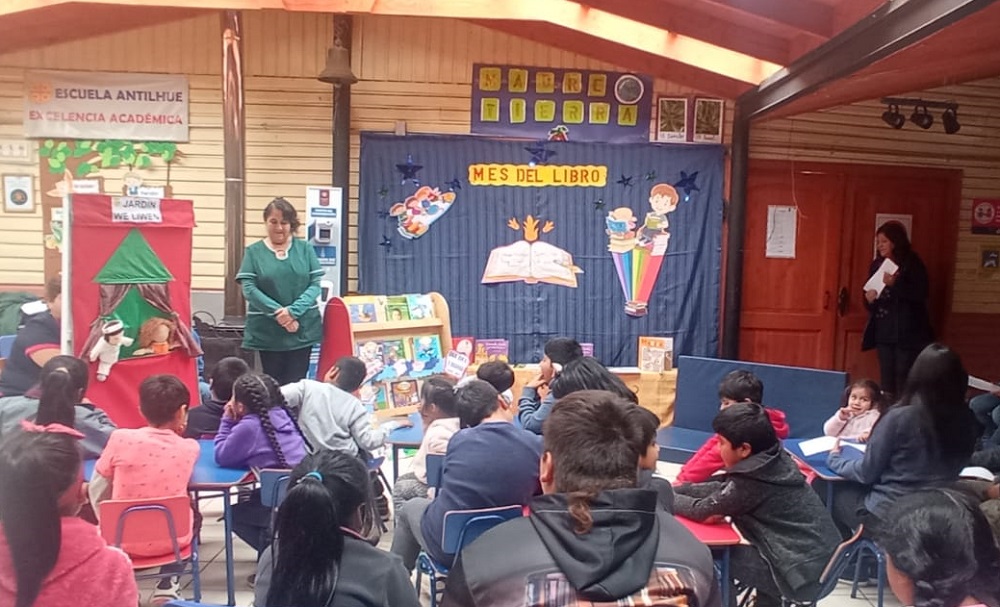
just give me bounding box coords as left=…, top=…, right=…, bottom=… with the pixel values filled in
left=317, top=45, right=357, bottom=85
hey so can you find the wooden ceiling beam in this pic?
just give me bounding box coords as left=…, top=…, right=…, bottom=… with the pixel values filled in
left=696, top=0, right=834, bottom=39
left=473, top=19, right=751, bottom=100
left=577, top=0, right=792, bottom=65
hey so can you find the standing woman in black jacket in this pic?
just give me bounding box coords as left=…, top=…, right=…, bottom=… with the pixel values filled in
left=862, top=221, right=933, bottom=399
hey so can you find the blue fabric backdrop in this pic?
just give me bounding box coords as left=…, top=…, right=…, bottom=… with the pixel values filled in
left=358, top=133, right=724, bottom=366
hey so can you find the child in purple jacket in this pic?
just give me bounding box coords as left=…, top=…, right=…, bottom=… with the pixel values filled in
left=214, top=373, right=307, bottom=556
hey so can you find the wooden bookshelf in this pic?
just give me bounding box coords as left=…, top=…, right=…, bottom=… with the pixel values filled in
left=318, top=291, right=453, bottom=419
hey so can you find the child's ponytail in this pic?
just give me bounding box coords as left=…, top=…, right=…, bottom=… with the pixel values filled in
left=36, top=356, right=89, bottom=428
left=0, top=431, right=81, bottom=607
left=265, top=451, right=370, bottom=607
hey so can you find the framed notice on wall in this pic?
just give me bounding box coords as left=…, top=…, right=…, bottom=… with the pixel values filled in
left=471, top=64, right=653, bottom=144
left=972, top=199, right=1000, bottom=235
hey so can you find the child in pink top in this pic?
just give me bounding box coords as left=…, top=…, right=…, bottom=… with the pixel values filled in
left=89, top=374, right=199, bottom=605
left=0, top=425, right=138, bottom=607
left=822, top=379, right=885, bottom=442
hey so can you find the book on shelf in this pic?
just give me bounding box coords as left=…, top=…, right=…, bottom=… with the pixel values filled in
left=581, top=343, right=594, bottom=358
left=474, top=338, right=510, bottom=364
left=409, top=334, right=442, bottom=363
left=637, top=336, right=674, bottom=372
left=359, top=382, right=389, bottom=412
left=356, top=340, right=386, bottom=382
left=345, top=296, right=380, bottom=324
left=443, top=350, right=471, bottom=379
left=451, top=337, right=476, bottom=358
left=406, top=294, right=435, bottom=320
left=380, top=338, right=409, bottom=367
left=384, top=295, right=411, bottom=322
left=389, top=379, right=422, bottom=409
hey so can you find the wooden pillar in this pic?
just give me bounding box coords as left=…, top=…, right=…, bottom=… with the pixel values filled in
left=222, top=10, right=246, bottom=319
left=332, top=14, right=353, bottom=293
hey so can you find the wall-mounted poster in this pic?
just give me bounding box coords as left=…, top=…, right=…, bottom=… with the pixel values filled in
left=656, top=97, right=688, bottom=142
left=972, top=198, right=1000, bottom=235
left=3, top=174, right=33, bottom=212
left=693, top=98, right=724, bottom=143
left=471, top=64, right=652, bottom=143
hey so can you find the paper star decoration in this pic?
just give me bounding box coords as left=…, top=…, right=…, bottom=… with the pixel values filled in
left=446, top=177, right=462, bottom=191
left=644, top=171, right=657, bottom=181
left=395, top=155, right=423, bottom=186
left=617, top=174, right=634, bottom=188
left=594, top=198, right=606, bottom=211
left=525, top=144, right=556, bottom=166
left=379, top=235, right=393, bottom=249
left=674, top=171, right=701, bottom=199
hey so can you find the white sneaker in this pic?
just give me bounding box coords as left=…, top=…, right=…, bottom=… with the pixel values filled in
left=150, top=578, right=181, bottom=606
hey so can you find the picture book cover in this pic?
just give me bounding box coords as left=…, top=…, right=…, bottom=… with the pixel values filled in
left=410, top=334, right=442, bottom=363
left=359, top=382, right=389, bottom=412
left=474, top=338, right=509, bottom=364
left=380, top=338, right=409, bottom=367
left=384, top=295, right=411, bottom=322
left=637, top=336, right=674, bottom=371
left=581, top=343, right=595, bottom=358
left=443, top=350, right=471, bottom=380
left=389, top=379, right=422, bottom=409
left=356, top=340, right=385, bottom=381
left=406, top=294, right=435, bottom=320
left=345, top=296, right=379, bottom=324
left=451, top=337, right=476, bottom=359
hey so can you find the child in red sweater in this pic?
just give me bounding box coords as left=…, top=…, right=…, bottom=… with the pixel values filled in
left=0, top=424, right=138, bottom=607
left=676, top=370, right=790, bottom=483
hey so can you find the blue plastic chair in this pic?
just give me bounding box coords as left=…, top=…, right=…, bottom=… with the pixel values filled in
left=850, top=538, right=887, bottom=607
left=258, top=468, right=292, bottom=533
left=426, top=453, right=444, bottom=490
left=0, top=334, right=15, bottom=359
left=415, top=505, right=523, bottom=607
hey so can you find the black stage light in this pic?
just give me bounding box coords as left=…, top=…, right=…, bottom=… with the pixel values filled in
left=881, top=105, right=905, bottom=129
left=942, top=107, right=961, bottom=134
left=910, top=105, right=934, bottom=129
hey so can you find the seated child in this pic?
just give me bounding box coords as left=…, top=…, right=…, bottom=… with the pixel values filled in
left=517, top=337, right=583, bottom=434
left=674, top=403, right=840, bottom=607
left=549, top=356, right=638, bottom=403
left=281, top=356, right=407, bottom=457
left=476, top=360, right=515, bottom=404
left=391, top=376, right=458, bottom=516
left=628, top=405, right=673, bottom=512
left=442, top=391, right=718, bottom=607
left=185, top=356, right=250, bottom=438
left=0, top=355, right=115, bottom=459
left=823, top=379, right=884, bottom=442
left=877, top=489, right=1000, bottom=607
left=89, top=374, right=200, bottom=604
left=390, top=379, right=542, bottom=571
left=255, top=450, right=420, bottom=607
left=676, top=370, right=789, bottom=483
left=0, top=427, right=138, bottom=607
left=214, top=373, right=308, bottom=555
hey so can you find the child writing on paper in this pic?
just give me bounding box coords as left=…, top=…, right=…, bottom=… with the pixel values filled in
left=823, top=379, right=885, bottom=442
left=0, top=427, right=139, bottom=607
left=89, top=375, right=200, bottom=605
left=214, top=373, right=308, bottom=556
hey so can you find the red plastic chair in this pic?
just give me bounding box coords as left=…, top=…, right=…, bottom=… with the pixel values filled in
left=98, top=495, right=201, bottom=602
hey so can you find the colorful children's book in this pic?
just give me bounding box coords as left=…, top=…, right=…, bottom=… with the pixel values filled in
left=384, top=296, right=411, bottom=322
left=406, top=294, right=435, bottom=320
left=451, top=337, right=476, bottom=358
left=637, top=336, right=674, bottom=372
left=410, top=334, right=442, bottom=363
left=345, top=296, right=379, bottom=324
left=359, top=382, right=389, bottom=412
left=581, top=343, right=595, bottom=358
left=474, top=338, right=510, bottom=364
left=389, top=379, right=422, bottom=409
left=380, top=338, right=409, bottom=367
left=356, top=340, right=385, bottom=381
left=443, top=350, right=471, bottom=380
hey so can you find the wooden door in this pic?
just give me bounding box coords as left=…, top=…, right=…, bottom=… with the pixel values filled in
left=834, top=167, right=960, bottom=380
left=739, top=161, right=847, bottom=368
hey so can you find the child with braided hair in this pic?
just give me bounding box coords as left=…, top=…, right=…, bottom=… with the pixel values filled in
left=214, top=373, right=307, bottom=556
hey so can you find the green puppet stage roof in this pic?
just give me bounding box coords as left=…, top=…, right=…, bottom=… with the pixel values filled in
left=93, top=228, right=174, bottom=284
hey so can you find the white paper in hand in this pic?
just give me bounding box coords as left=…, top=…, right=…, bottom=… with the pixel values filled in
left=863, top=258, right=899, bottom=297
left=969, top=375, right=1000, bottom=392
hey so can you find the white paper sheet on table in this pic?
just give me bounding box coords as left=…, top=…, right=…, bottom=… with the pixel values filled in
left=969, top=375, right=1000, bottom=392
left=797, top=436, right=838, bottom=456
left=863, top=258, right=899, bottom=297
left=843, top=443, right=866, bottom=454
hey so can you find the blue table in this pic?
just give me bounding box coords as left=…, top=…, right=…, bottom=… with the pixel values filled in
left=656, top=426, right=713, bottom=464
left=784, top=438, right=863, bottom=511
left=86, top=439, right=252, bottom=606
left=385, top=413, right=424, bottom=481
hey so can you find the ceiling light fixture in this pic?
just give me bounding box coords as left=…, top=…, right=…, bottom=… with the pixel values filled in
left=881, top=104, right=905, bottom=129
left=910, top=105, right=933, bottom=129
left=941, top=107, right=961, bottom=134
left=880, top=97, right=961, bottom=134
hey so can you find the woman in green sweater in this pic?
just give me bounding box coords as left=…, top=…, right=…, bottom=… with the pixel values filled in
left=237, top=198, right=323, bottom=385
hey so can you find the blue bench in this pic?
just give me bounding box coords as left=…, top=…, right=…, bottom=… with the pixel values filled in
left=658, top=356, right=847, bottom=464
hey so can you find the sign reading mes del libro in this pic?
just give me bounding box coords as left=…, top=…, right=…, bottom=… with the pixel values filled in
left=24, top=70, right=189, bottom=142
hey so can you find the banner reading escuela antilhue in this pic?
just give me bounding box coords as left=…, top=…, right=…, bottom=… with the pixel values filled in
left=24, top=70, right=189, bottom=141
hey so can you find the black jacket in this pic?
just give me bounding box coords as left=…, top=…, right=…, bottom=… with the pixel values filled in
left=674, top=445, right=840, bottom=599
left=185, top=398, right=226, bottom=438
left=441, top=488, right=720, bottom=607
left=861, top=253, right=933, bottom=350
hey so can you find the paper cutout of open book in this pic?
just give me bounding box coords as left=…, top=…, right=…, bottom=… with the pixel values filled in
left=482, top=239, right=583, bottom=288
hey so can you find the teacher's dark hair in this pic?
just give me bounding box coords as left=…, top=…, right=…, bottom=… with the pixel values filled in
left=898, top=343, right=977, bottom=462
left=266, top=450, right=372, bottom=607
left=878, top=490, right=1000, bottom=607
left=264, top=197, right=301, bottom=232
left=876, top=221, right=912, bottom=259
left=0, top=431, right=81, bottom=607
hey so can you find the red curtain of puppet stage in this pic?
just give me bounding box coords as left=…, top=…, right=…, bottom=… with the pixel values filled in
left=70, top=194, right=201, bottom=428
